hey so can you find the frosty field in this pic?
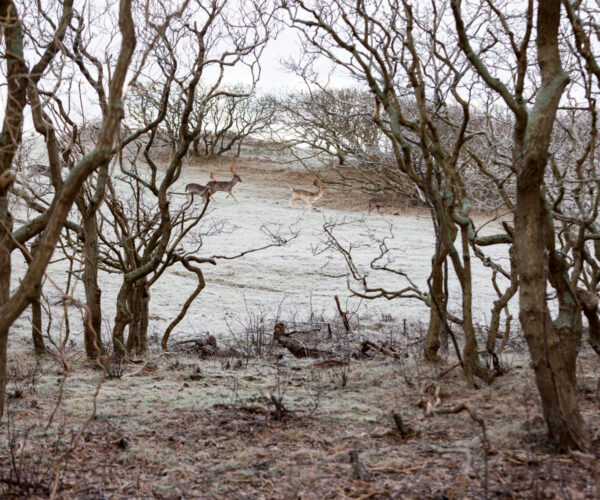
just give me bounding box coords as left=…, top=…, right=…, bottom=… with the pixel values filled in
left=9, top=154, right=513, bottom=348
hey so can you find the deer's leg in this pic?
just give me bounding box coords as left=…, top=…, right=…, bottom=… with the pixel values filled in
left=228, top=191, right=239, bottom=202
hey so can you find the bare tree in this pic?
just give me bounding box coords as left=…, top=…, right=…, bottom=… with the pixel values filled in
left=192, top=87, right=277, bottom=157
left=0, top=0, right=136, bottom=419
left=128, top=84, right=276, bottom=159
left=452, top=0, right=592, bottom=450
left=99, top=0, right=275, bottom=359
left=282, top=0, right=509, bottom=385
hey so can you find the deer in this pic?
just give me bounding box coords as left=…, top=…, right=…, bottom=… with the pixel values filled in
left=185, top=183, right=211, bottom=204
left=368, top=192, right=424, bottom=214
left=206, top=164, right=242, bottom=202
left=28, top=163, right=51, bottom=177
left=289, top=178, right=324, bottom=212
left=368, top=195, right=399, bottom=214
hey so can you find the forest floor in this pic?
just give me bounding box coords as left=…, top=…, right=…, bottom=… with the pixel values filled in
left=1, top=330, right=599, bottom=499
left=2, top=149, right=599, bottom=498
left=0, top=322, right=600, bottom=499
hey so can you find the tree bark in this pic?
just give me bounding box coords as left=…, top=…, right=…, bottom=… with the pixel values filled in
left=516, top=185, right=588, bottom=450
left=578, top=288, right=600, bottom=355
left=548, top=248, right=582, bottom=385
left=452, top=0, right=590, bottom=452
left=23, top=239, right=45, bottom=356
left=112, top=280, right=133, bottom=360
left=80, top=202, right=104, bottom=359
left=487, top=246, right=518, bottom=353
left=459, top=222, right=478, bottom=387
left=425, top=244, right=448, bottom=360
left=125, top=277, right=149, bottom=357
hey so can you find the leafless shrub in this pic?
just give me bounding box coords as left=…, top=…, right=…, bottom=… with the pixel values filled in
left=328, top=339, right=352, bottom=389
left=7, top=359, right=43, bottom=398
left=0, top=404, right=52, bottom=497
left=262, top=364, right=289, bottom=421
left=329, top=362, right=350, bottom=389
left=104, top=355, right=126, bottom=380
left=304, top=368, right=326, bottom=416
left=226, top=305, right=276, bottom=360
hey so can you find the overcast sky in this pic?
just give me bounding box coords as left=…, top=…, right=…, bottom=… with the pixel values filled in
left=218, top=25, right=357, bottom=93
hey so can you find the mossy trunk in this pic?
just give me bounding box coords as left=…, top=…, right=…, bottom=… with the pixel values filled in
left=548, top=249, right=583, bottom=385
left=515, top=188, right=588, bottom=450
left=511, top=0, right=589, bottom=451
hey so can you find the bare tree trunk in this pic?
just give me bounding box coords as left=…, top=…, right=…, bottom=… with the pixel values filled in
left=452, top=0, right=589, bottom=452
left=24, top=239, right=45, bottom=356
left=513, top=0, right=589, bottom=452
left=578, top=289, right=600, bottom=355
left=487, top=247, right=518, bottom=353
left=0, top=0, right=28, bottom=420
left=125, top=278, right=149, bottom=357
left=161, top=257, right=208, bottom=350
left=426, top=203, right=457, bottom=360
left=112, top=281, right=133, bottom=360
left=516, top=180, right=588, bottom=450
left=425, top=245, right=448, bottom=360
left=456, top=220, right=490, bottom=385
left=81, top=206, right=104, bottom=359
left=31, top=296, right=45, bottom=356
left=0, top=219, right=11, bottom=417
left=548, top=248, right=582, bottom=385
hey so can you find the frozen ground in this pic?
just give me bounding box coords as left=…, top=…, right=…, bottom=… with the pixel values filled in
left=9, top=154, right=513, bottom=346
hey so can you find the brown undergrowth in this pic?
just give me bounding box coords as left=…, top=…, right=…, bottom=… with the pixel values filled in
left=1, top=333, right=599, bottom=499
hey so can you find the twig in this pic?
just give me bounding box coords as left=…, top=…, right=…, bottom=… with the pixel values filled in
left=349, top=449, right=372, bottom=481
left=392, top=410, right=410, bottom=437
left=431, top=446, right=471, bottom=497
left=334, top=295, right=350, bottom=332
left=124, top=352, right=173, bottom=377
left=437, top=403, right=489, bottom=498
left=438, top=359, right=463, bottom=378
left=438, top=349, right=488, bottom=379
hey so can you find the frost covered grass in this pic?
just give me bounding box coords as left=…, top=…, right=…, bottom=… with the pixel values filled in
left=9, top=154, right=513, bottom=351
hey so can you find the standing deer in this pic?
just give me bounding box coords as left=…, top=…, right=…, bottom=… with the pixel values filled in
left=185, top=183, right=211, bottom=204
left=289, top=178, right=324, bottom=212
left=368, top=195, right=399, bottom=214
left=207, top=164, right=242, bottom=202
